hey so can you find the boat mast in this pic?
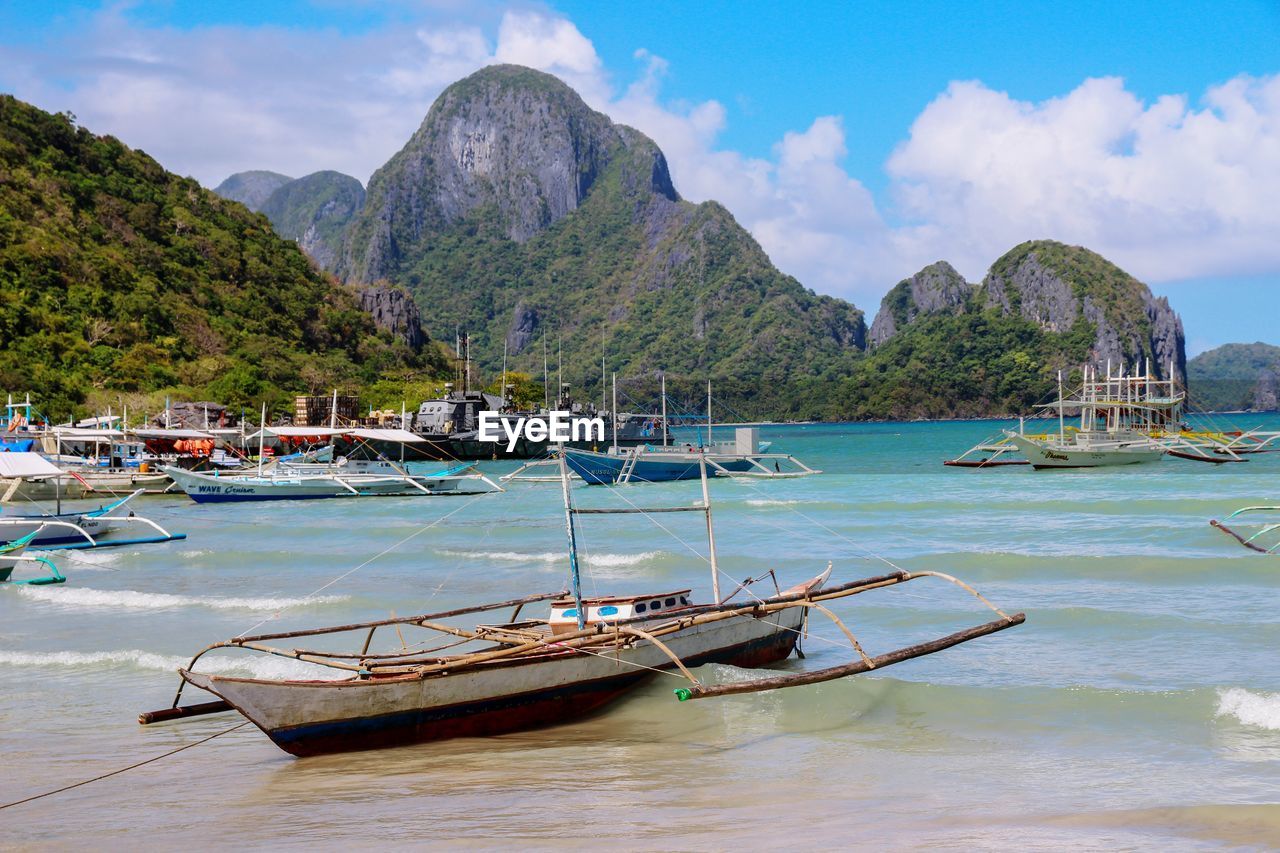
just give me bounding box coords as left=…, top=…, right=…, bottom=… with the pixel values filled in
left=257, top=402, right=267, bottom=477
left=542, top=335, right=549, bottom=411
left=661, top=372, right=668, bottom=447
left=1057, top=370, right=1065, bottom=443
left=611, top=372, right=618, bottom=451
left=329, top=388, right=338, bottom=429
left=699, top=454, right=721, bottom=604
left=557, top=453, right=587, bottom=630
left=706, top=380, right=712, bottom=449
left=501, top=339, right=509, bottom=409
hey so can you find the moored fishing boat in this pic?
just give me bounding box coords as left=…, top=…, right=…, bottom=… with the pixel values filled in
left=143, top=456, right=1024, bottom=756
left=163, top=424, right=503, bottom=502
left=946, top=362, right=1251, bottom=469
left=0, top=489, right=185, bottom=550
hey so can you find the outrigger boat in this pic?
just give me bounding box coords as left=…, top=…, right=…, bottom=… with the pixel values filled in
left=0, top=489, right=184, bottom=550
left=142, top=456, right=1024, bottom=756
left=946, top=362, right=1263, bottom=469
left=1211, top=507, right=1280, bottom=554
left=163, top=425, right=504, bottom=503
left=551, top=376, right=819, bottom=484
left=0, top=527, right=73, bottom=585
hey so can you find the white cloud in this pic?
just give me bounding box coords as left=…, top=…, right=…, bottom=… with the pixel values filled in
left=887, top=75, right=1280, bottom=285
left=1, top=6, right=1277, bottom=314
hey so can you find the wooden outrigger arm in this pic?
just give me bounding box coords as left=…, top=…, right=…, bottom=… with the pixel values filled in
left=670, top=568, right=1025, bottom=701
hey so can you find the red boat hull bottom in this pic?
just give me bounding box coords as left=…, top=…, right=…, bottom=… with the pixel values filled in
left=269, top=631, right=798, bottom=757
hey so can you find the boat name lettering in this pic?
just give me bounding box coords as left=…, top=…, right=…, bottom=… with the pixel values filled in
left=478, top=410, right=604, bottom=452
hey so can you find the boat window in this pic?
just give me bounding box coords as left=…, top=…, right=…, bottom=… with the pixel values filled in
left=636, top=602, right=647, bottom=613
left=679, top=596, right=689, bottom=605
left=665, top=597, right=675, bottom=607
left=650, top=601, right=661, bottom=610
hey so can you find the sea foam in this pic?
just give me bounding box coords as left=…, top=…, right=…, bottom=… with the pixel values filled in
left=1217, top=688, right=1280, bottom=731
left=0, top=649, right=343, bottom=679
left=13, top=585, right=348, bottom=612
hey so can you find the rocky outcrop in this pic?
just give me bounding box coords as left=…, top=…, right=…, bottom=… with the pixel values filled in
left=339, top=64, right=679, bottom=283
left=506, top=301, right=538, bottom=354
left=259, top=171, right=365, bottom=271
left=1256, top=369, right=1279, bottom=411
left=983, top=240, right=1186, bottom=382
left=323, top=64, right=866, bottom=414
left=212, top=170, right=294, bottom=211
left=355, top=284, right=427, bottom=352
left=868, top=261, right=972, bottom=347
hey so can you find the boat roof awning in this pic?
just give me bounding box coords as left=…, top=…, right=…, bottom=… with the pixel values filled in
left=245, top=426, right=425, bottom=444
left=131, top=428, right=216, bottom=440
left=347, top=428, right=425, bottom=444
left=51, top=428, right=128, bottom=439
left=0, top=452, right=64, bottom=478
left=245, top=427, right=347, bottom=440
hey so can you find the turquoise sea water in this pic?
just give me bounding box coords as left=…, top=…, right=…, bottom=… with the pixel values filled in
left=3, top=416, right=1280, bottom=848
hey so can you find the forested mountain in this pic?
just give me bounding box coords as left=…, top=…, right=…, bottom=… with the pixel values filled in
left=1188, top=343, right=1280, bottom=411
left=0, top=95, right=445, bottom=419
left=211, top=170, right=293, bottom=211
left=807, top=242, right=1187, bottom=421
left=332, top=64, right=866, bottom=416
left=258, top=171, right=365, bottom=271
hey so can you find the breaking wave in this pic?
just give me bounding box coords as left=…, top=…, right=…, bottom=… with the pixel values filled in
left=13, top=586, right=348, bottom=612
left=745, top=499, right=803, bottom=507
left=439, top=549, right=664, bottom=568
left=0, top=649, right=343, bottom=680
left=1217, top=688, right=1280, bottom=731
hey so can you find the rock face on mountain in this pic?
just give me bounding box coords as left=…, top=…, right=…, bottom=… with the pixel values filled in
left=1256, top=370, right=1279, bottom=412
left=259, top=171, right=365, bottom=271
left=1188, top=342, right=1280, bottom=411
left=983, top=241, right=1186, bottom=382
left=354, top=284, right=427, bottom=352
left=334, top=64, right=865, bottom=414
left=340, top=65, right=678, bottom=283
left=213, top=170, right=293, bottom=211
left=867, top=261, right=972, bottom=347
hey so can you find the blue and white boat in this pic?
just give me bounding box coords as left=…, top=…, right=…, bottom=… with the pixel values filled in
left=0, top=488, right=185, bottom=550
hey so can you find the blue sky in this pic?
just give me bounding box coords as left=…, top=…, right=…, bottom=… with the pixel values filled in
left=2, top=1, right=1278, bottom=353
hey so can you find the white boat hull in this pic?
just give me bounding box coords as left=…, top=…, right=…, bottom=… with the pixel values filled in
left=1006, top=434, right=1165, bottom=469
left=164, top=466, right=469, bottom=503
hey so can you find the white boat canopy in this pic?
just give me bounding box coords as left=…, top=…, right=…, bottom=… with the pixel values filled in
left=245, top=426, right=425, bottom=444
left=50, top=427, right=128, bottom=439
left=131, top=428, right=216, bottom=440
left=0, top=452, right=64, bottom=478
left=347, top=428, right=425, bottom=444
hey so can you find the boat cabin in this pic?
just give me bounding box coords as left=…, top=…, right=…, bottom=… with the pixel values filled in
left=549, top=590, right=694, bottom=634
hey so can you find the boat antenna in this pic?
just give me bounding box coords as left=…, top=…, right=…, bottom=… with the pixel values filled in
left=611, top=372, right=618, bottom=451
left=557, top=333, right=563, bottom=405
left=557, top=452, right=587, bottom=630
left=542, top=335, right=549, bottom=411
left=699, top=454, right=721, bottom=603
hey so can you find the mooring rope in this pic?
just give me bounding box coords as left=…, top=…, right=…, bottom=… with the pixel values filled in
left=0, top=722, right=249, bottom=811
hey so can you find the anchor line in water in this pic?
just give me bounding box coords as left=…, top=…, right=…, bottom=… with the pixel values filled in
left=0, top=722, right=249, bottom=811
